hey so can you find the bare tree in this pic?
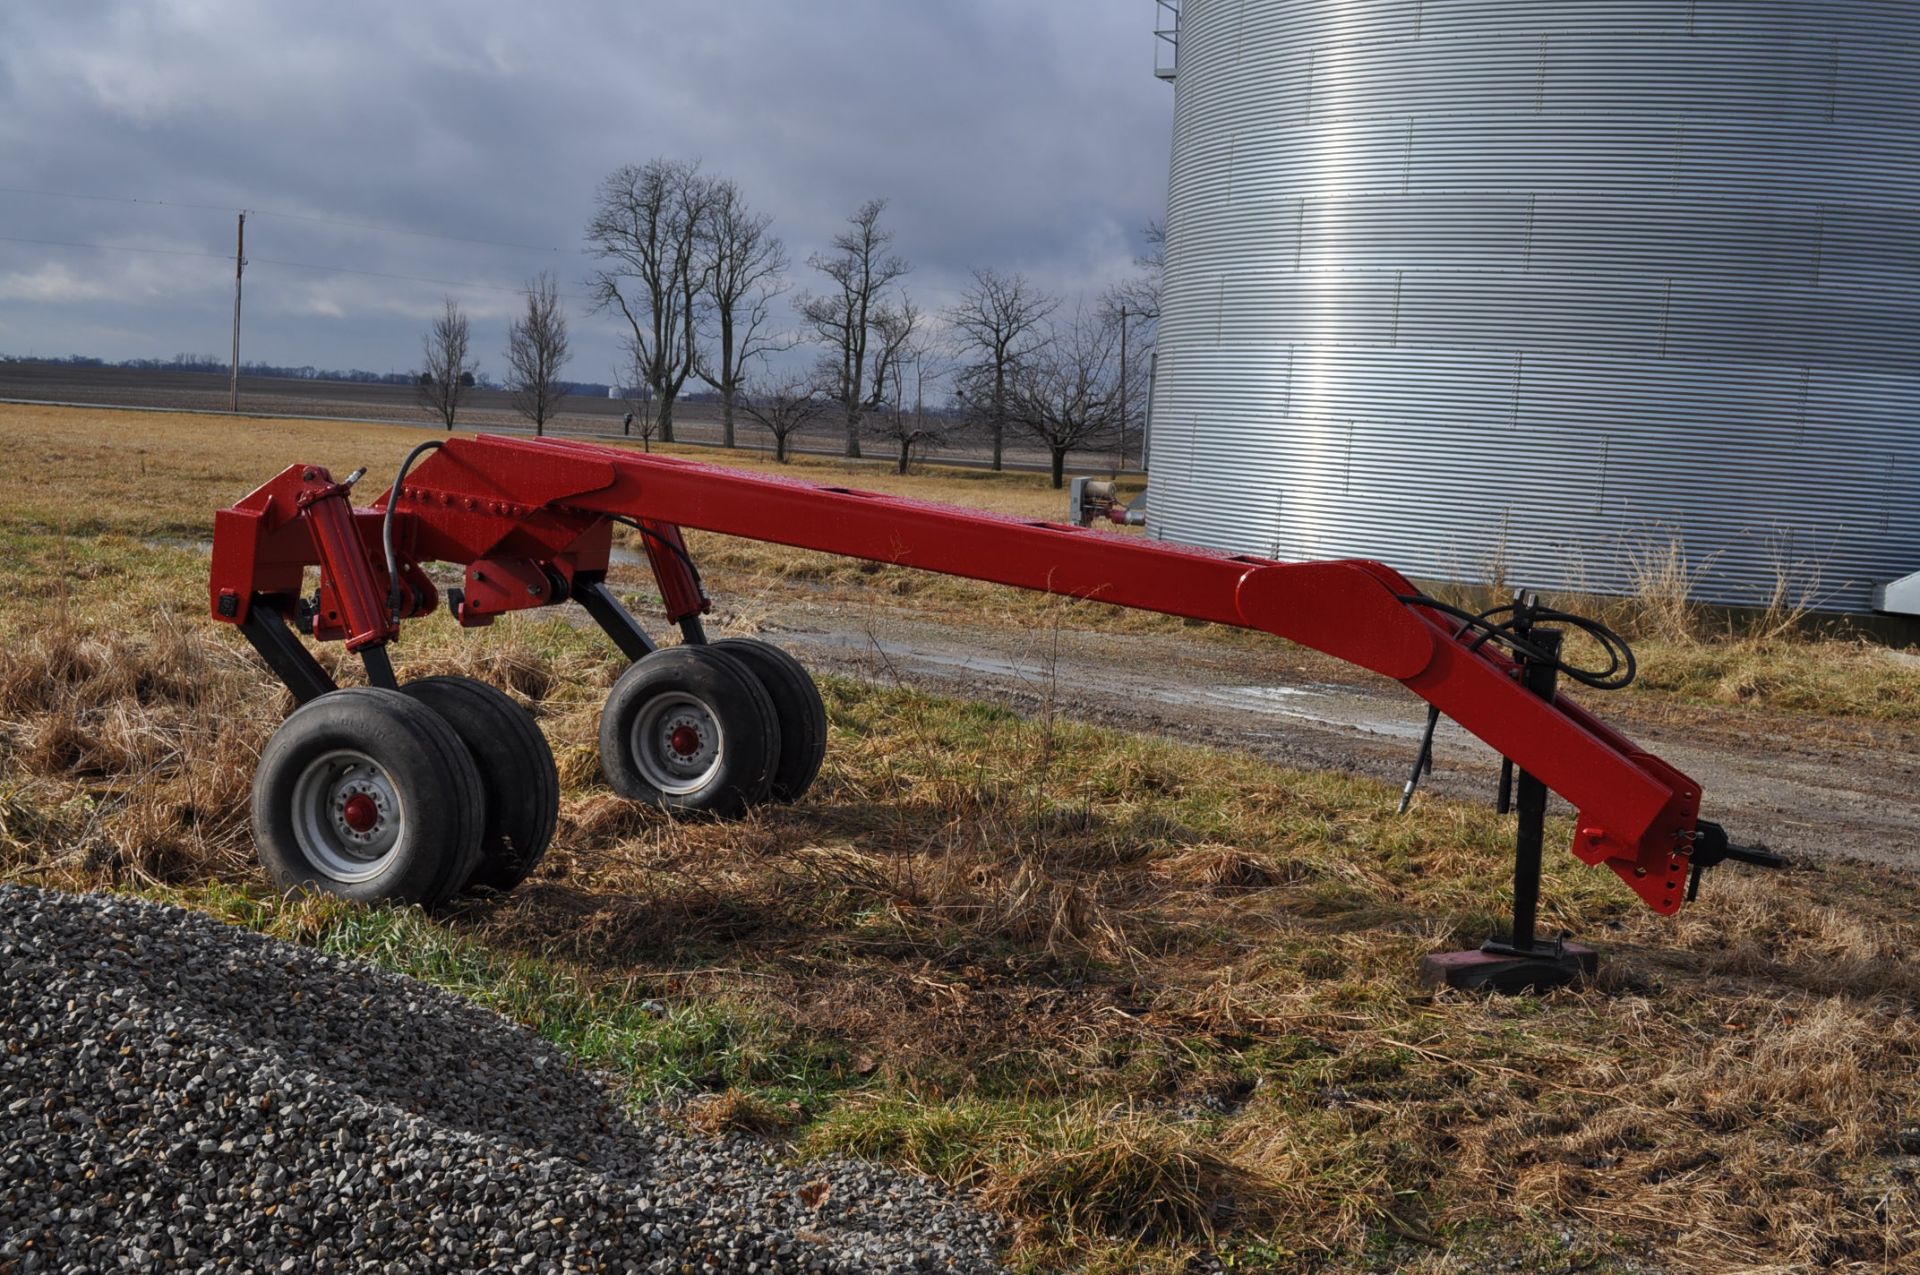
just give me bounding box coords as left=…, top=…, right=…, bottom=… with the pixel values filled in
left=697, top=179, right=791, bottom=448
left=866, top=294, right=920, bottom=418
left=504, top=270, right=570, bottom=436
left=1005, top=307, right=1129, bottom=489
left=871, top=351, right=945, bottom=475
left=612, top=360, right=661, bottom=452
left=945, top=268, right=1058, bottom=471
left=738, top=374, right=832, bottom=463
left=796, top=198, right=909, bottom=459
left=1101, top=218, right=1165, bottom=326
left=1099, top=220, right=1165, bottom=467
left=586, top=159, right=711, bottom=444
left=416, top=297, right=476, bottom=430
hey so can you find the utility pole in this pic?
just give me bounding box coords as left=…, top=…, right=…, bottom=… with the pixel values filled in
left=1116, top=304, right=1129, bottom=471
left=1143, top=350, right=1156, bottom=471
left=229, top=211, right=247, bottom=414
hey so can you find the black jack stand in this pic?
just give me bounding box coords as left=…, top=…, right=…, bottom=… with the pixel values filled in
left=1418, top=625, right=1599, bottom=994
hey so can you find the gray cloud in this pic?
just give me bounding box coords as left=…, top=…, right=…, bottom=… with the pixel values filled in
left=0, top=0, right=1171, bottom=380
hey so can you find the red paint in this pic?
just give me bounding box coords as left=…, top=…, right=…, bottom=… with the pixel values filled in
left=669, top=724, right=701, bottom=757
left=341, top=793, right=378, bottom=834
left=210, top=434, right=1720, bottom=916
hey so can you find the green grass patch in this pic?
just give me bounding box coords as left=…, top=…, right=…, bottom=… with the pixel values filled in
left=156, top=881, right=855, bottom=1111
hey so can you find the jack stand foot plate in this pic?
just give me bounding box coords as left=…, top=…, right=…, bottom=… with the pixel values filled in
left=1418, top=942, right=1598, bottom=994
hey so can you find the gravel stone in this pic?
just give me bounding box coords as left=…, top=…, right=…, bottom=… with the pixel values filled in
left=0, top=886, right=1006, bottom=1272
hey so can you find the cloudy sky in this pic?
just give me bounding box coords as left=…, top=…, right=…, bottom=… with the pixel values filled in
left=0, top=1, right=1173, bottom=383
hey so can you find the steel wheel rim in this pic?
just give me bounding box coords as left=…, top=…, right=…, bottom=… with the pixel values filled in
left=631, top=691, right=724, bottom=796
left=291, top=749, right=405, bottom=882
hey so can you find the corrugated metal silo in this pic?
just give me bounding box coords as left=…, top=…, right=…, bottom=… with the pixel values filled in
left=1145, top=0, right=1920, bottom=613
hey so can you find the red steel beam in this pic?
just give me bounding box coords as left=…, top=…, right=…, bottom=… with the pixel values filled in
left=213, top=433, right=1703, bottom=913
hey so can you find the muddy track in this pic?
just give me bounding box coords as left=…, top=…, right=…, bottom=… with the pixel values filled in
left=747, top=600, right=1920, bottom=871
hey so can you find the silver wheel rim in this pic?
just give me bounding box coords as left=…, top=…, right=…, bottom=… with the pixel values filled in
left=291, top=749, right=405, bottom=882
left=630, top=691, right=724, bottom=796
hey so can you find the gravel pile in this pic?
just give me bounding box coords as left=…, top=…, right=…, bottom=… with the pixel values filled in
left=0, top=886, right=1005, bottom=1273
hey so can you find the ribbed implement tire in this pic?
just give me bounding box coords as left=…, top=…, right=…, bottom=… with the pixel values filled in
left=712, top=637, right=827, bottom=803
left=401, top=675, right=559, bottom=895
left=598, top=645, right=780, bottom=817
left=251, top=686, right=484, bottom=907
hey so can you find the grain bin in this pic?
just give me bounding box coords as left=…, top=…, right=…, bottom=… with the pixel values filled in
left=1144, top=0, right=1920, bottom=614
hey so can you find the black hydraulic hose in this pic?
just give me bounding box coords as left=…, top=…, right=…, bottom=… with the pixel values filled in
left=1397, top=600, right=1511, bottom=812
left=1394, top=595, right=1633, bottom=813
left=611, top=515, right=707, bottom=596
left=1398, top=704, right=1442, bottom=815
left=383, top=440, right=445, bottom=625
left=1398, top=594, right=1638, bottom=692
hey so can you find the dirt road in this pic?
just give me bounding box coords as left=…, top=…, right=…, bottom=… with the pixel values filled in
left=749, top=599, right=1920, bottom=871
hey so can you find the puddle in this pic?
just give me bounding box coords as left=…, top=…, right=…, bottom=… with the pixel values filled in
left=1202, top=686, right=1463, bottom=743
left=784, top=627, right=1484, bottom=750
left=793, top=629, right=1052, bottom=681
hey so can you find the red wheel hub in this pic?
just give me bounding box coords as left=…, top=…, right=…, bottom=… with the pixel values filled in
left=341, top=793, right=380, bottom=833
left=669, top=724, right=702, bottom=756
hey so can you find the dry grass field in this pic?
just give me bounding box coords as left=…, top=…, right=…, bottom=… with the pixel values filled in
left=3, top=402, right=1919, bottom=1273
left=0, top=359, right=1103, bottom=474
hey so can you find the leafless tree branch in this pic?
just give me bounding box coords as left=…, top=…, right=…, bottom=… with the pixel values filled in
left=944, top=268, right=1059, bottom=471
left=505, top=271, right=571, bottom=436
left=869, top=320, right=946, bottom=475
left=1003, top=305, right=1134, bottom=488
left=1100, top=218, right=1165, bottom=333
left=416, top=296, right=475, bottom=430
left=586, top=158, right=713, bottom=443
left=795, top=198, right=910, bottom=459
left=695, top=179, right=794, bottom=448
left=738, top=373, right=832, bottom=463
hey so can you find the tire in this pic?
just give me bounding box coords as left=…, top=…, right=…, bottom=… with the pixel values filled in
left=401, top=675, right=558, bottom=894
left=599, top=645, right=780, bottom=816
left=251, top=686, right=484, bottom=907
left=713, top=638, right=827, bottom=803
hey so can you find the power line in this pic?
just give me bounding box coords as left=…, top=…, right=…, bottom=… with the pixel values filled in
left=252, top=255, right=587, bottom=299
left=248, top=207, right=566, bottom=255
left=0, top=185, right=237, bottom=216
left=0, top=232, right=589, bottom=301
left=0, top=233, right=229, bottom=260
left=0, top=183, right=573, bottom=255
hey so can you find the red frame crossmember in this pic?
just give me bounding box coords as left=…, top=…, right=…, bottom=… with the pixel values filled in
left=210, top=434, right=1703, bottom=915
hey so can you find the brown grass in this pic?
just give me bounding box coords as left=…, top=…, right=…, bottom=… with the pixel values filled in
left=5, top=403, right=1920, bottom=1271
left=7, top=581, right=1913, bottom=1270
left=1425, top=533, right=1920, bottom=726
left=0, top=603, right=274, bottom=884
left=681, top=1088, right=802, bottom=1137
left=0, top=400, right=1123, bottom=540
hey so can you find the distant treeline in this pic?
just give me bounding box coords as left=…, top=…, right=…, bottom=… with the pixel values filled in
left=0, top=351, right=625, bottom=399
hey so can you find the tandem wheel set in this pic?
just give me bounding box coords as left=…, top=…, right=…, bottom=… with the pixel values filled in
left=211, top=434, right=1781, bottom=988
left=249, top=638, right=824, bottom=908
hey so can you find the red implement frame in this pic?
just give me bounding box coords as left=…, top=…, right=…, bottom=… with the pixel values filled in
left=211, top=434, right=1703, bottom=915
